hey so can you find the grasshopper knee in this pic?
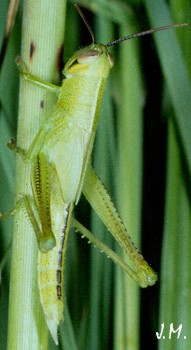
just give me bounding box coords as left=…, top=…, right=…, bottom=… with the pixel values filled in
left=39, top=236, right=56, bottom=253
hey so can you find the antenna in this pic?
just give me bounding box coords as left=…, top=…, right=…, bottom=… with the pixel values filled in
left=75, top=4, right=95, bottom=44
left=106, top=23, right=188, bottom=47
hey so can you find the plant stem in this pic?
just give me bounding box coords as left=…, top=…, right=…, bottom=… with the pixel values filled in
left=7, top=1, right=66, bottom=349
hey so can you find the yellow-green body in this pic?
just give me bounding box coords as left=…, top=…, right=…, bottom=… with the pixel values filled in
left=1, top=43, right=157, bottom=344
left=27, top=44, right=113, bottom=343
left=33, top=44, right=111, bottom=343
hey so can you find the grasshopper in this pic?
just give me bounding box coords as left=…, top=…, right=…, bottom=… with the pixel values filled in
left=0, top=5, right=187, bottom=344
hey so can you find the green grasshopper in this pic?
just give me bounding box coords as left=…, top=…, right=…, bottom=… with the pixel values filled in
left=0, top=5, right=187, bottom=344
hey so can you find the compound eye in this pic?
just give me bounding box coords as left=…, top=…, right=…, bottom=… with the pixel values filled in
left=77, top=50, right=99, bottom=64
left=108, top=53, right=114, bottom=67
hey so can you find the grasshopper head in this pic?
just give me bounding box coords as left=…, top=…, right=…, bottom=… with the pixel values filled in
left=63, top=43, right=114, bottom=79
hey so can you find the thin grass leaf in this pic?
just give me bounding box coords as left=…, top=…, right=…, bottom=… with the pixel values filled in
left=70, top=0, right=132, bottom=25
left=143, top=1, right=191, bottom=349
left=159, top=119, right=191, bottom=350
left=86, top=14, right=115, bottom=350
left=145, top=0, right=191, bottom=176
left=0, top=3, right=21, bottom=349
left=113, top=15, right=144, bottom=350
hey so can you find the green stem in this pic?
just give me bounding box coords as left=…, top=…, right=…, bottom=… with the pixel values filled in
left=114, top=17, right=143, bottom=350
left=7, top=1, right=66, bottom=349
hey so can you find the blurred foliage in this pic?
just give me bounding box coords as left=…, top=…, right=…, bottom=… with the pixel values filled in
left=0, top=0, right=190, bottom=349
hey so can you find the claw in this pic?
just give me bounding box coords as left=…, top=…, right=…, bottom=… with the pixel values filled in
left=7, top=138, right=17, bottom=151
